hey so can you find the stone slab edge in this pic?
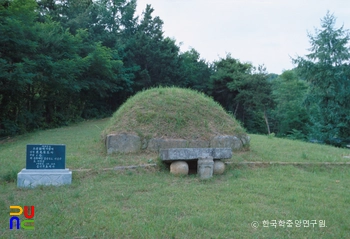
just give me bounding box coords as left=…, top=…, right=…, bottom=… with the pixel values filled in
left=160, top=148, right=232, bottom=161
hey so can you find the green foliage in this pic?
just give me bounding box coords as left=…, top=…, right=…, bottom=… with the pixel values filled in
left=0, top=0, right=152, bottom=135
left=293, top=12, right=350, bottom=142
left=0, top=0, right=40, bottom=135
left=0, top=0, right=221, bottom=137
left=271, top=70, right=309, bottom=136
left=178, top=48, right=213, bottom=92
left=267, top=132, right=275, bottom=139
left=1, top=169, right=17, bottom=183
left=125, top=5, right=183, bottom=91
left=210, top=55, right=273, bottom=134
left=287, top=129, right=307, bottom=141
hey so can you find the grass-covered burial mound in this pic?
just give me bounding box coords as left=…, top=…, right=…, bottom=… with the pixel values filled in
left=102, top=87, right=249, bottom=153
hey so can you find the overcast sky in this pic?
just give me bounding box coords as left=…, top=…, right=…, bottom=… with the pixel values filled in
left=135, top=0, right=350, bottom=74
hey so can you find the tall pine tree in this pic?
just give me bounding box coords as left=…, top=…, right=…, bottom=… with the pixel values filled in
left=294, top=12, right=350, bottom=143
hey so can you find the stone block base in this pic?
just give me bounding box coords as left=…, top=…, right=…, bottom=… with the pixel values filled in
left=106, top=133, right=141, bottom=153
left=17, top=169, right=72, bottom=188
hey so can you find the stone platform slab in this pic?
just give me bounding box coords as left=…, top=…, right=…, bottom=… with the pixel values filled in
left=17, top=169, right=72, bottom=188
left=160, top=148, right=232, bottom=161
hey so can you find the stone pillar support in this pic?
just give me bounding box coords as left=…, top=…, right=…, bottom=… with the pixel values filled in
left=197, top=157, right=214, bottom=179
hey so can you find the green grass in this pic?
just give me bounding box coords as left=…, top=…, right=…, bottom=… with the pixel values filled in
left=232, top=134, right=350, bottom=163
left=102, top=87, right=246, bottom=141
left=0, top=119, right=349, bottom=238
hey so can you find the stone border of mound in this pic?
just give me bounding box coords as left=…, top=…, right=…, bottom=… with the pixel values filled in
left=105, top=133, right=250, bottom=154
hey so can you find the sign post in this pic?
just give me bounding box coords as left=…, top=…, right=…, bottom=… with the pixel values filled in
left=17, top=144, right=72, bottom=188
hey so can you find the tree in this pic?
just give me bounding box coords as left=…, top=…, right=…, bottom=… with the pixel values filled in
left=234, top=66, right=274, bottom=134
left=0, top=0, right=218, bottom=136
left=210, top=54, right=252, bottom=114
left=210, top=55, right=274, bottom=134
left=0, top=0, right=134, bottom=135
left=0, top=0, right=40, bottom=134
left=126, top=5, right=182, bottom=91
left=271, top=70, right=309, bottom=138
left=36, top=0, right=94, bottom=33
left=293, top=12, right=350, bottom=142
left=178, top=48, right=213, bottom=93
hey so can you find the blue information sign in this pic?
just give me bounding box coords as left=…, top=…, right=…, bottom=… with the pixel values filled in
left=26, top=144, right=66, bottom=169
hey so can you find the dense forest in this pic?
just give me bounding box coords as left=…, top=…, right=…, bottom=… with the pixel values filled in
left=1, top=0, right=349, bottom=147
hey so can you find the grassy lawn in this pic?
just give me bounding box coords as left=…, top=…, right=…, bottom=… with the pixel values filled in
left=1, top=118, right=349, bottom=238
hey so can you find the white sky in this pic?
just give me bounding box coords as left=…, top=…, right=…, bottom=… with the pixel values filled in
left=135, top=0, right=350, bottom=74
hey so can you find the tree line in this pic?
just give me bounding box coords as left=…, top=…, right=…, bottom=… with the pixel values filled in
left=0, top=0, right=211, bottom=134
left=1, top=1, right=349, bottom=147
